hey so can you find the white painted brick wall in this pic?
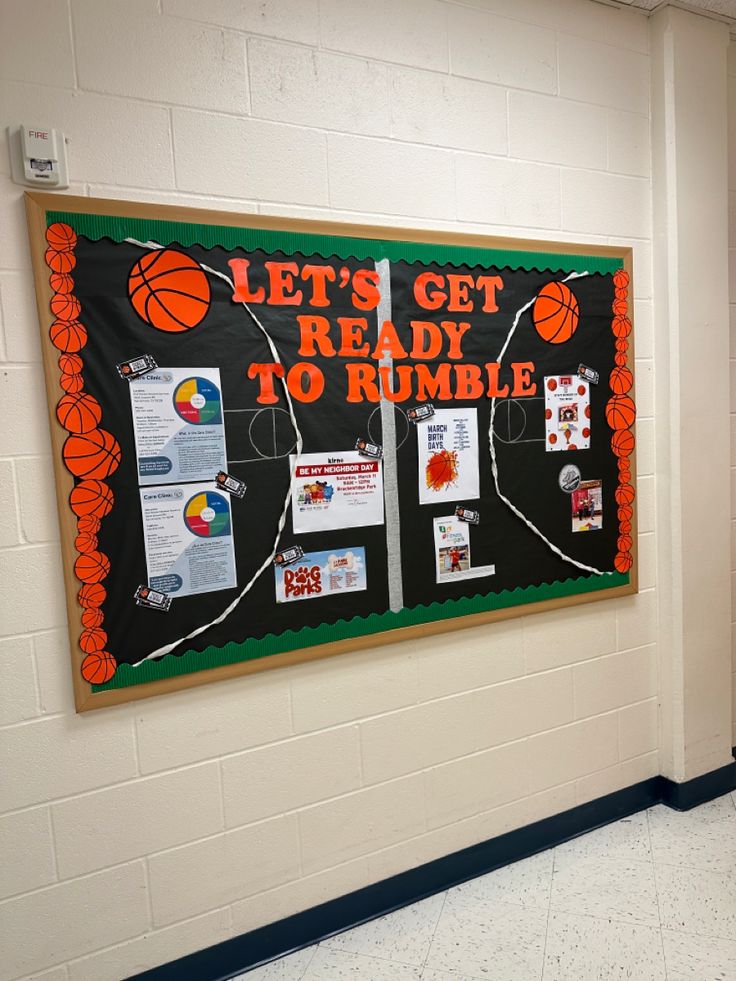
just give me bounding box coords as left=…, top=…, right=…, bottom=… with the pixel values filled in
left=0, top=1, right=666, bottom=977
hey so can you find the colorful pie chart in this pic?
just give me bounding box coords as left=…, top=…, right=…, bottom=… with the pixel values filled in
left=184, top=491, right=231, bottom=537
left=173, top=376, right=221, bottom=425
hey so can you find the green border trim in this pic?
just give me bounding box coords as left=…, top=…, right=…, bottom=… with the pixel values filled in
left=94, top=572, right=629, bottom=692
left=48, top=210, right=623, bottom=275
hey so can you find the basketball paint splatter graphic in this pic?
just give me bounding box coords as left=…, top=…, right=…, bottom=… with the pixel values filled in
left=425, top=449, right=459, bottom=492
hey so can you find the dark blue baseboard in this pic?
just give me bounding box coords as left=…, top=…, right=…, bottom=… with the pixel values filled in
left=132, top=752, right=736, bottom=981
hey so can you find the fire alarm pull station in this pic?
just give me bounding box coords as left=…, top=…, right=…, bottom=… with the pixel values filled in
left=7, top=125, right=69, bottom=189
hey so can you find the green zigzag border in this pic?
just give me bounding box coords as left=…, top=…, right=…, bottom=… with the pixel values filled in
left=48, top=210, right=622, bottom=276
left=94, top=571, right=629, bottom=692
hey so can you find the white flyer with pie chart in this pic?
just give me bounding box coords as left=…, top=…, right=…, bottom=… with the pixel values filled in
left=129, top=366, right=227, bottom=484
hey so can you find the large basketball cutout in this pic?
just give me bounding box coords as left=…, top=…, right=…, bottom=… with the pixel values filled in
left=45, top=248, right=76, bottom=274
left=80, top=650, right=116, bottom=684
left=614, top=551, right=633, bottom=573
left=50, top=319, right=87, bottom=352
left=58, top=353, right=82, bottom=374
left=610, top=366, right=633, bottom=395
left=46, top=222, right=77, bottom=252
left=532, top=281, right=579, bottom=344
left=74, top=550, right=110, bottom=584
left=50, top=272, right=74, bottom=294
left=69, top=479, right=114, bottom=519
left=57, top=392, right=102, bottom=433
left=128, top=249, right=210, bottom=333
left=63, top=430, right=121, bottom=480
left=611, top=428, right=635, bottom=458
left=78, top=582, right=106, bottom=608
left=50, top=293, right=81, bottom=322
left=80, top=627, right=107, bottom=654
left=605, top=395, right=636, bottom=431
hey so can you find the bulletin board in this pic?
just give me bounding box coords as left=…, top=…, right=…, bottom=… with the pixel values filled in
left=25, top=193, right=637, bottom=711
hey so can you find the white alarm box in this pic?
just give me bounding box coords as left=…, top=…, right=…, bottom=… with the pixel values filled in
left=7, top=125, right=69, bottom=189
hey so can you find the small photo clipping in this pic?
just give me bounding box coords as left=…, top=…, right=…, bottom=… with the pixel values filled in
left=571, top=479, right=603, bottom=533
left=433, top=516, right=471, bottom=582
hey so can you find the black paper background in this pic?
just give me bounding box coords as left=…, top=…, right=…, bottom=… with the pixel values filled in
left=71, top=238, right=618, bottom=666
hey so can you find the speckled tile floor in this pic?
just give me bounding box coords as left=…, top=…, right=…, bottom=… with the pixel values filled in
left=238, top=791, right=736, bottom=980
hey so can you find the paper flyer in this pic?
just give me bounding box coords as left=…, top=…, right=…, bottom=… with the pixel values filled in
left=274, top=547, right=367, bottom=603
left=139, top=482, right=237, bottom=597
left=571, top=479, right=603, bottom=532
left=418, top=408, right=480, bottom=505
left=433, top=516, right=495, bottom=584
left=290, top=452, right=384, bottom=533
left=544, top=374, right=591, bottom=452
left=129, top=367, right=228, bottom=484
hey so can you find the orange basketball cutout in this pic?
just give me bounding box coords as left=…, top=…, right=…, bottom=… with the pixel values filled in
left=58, top=353, right=82, bottom=374
left=75, top=531, right=98, bottom=553
left=57, top=392, right=102, bottom=434
left=605, top=395, right=636, bottom=431
left=610, top=366, right=633, bottom=395
left=49, top=271, right=74, bottom=294
left=45, top=248, right=76, bottom=274
left=80, top=650, right=116, bottom=685
left=532, top=281, right=579, bottom=344
left=617, top=505, right=634, bottom=523
left=613, top=269, right=630, bottom=290
left=426, top=449, right=459, bottom=491
left=614, top=551, right=634, bottom=574
left=128, top=249, right=211, bottom=333
left=50, top=293, right=81, bottom=322
left=78, top=516, right=101, bottom=536
left=69, top=479, right=114, bottom=519
left=611, top=429, right=635, bottom=458
left=612, top=316, right=631, bottom=339
left=612, top=297, right=628, bottom=316
left=614, top=352, right=628, bottom=367
left=617, top=534, right=633, bottom=553
left=81, top=607, right=104, bottom=629
left=78, top=582, right=106, bottom=608
left=63, top=430, right=121, bottom=480
left=60, top=372, right=84, bottom=394
left=74, top=550, right=110, bottom=584
left=615, top=484, right=635, bottom=507
left=50, top=319, right=87, bottom=352
left=79, top=627, right=107, bottom=654
left=46, top=222, right=77, bottom=252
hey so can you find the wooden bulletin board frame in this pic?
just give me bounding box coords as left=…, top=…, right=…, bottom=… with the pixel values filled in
left=25, top=192, right=637, bottom=711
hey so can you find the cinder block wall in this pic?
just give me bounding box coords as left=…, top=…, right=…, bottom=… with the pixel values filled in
left=0, top=2, right=662, bottom=978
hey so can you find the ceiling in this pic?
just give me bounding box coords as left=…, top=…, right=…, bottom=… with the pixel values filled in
left=609, top=0, right=736, bottom=32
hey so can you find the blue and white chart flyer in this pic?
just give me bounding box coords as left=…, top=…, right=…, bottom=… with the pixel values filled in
left=129, top=366, right=227, bottom=484
left=139, top=482, right=237, bottom=598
